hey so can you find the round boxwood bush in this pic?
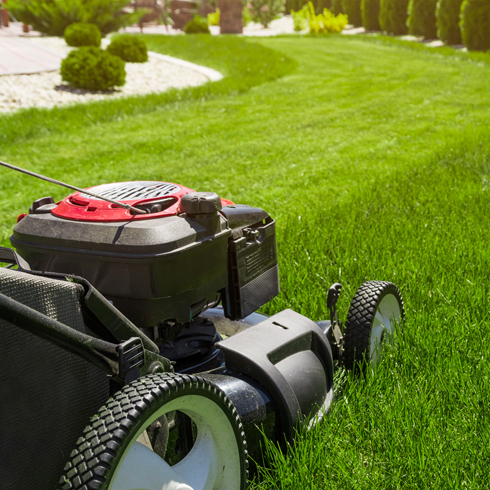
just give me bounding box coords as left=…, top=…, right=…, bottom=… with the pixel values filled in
left=436, top=0, right=463, bottom=45
left=361, top=0, right=380, bottom=30
left=331, top=0, right=344, bottom=14
left=379, top=0, right=410, bottom=34
left=460, top=0, right=490, bottom=51
left=107, top=35, right=148, bottom=63
left=342, top=0, right=362, bottom=25
left=64, top=23, right=101, bottom=47
left=407, top=0, right=438, bottom=38
left=184, top=16, right=211, bottom=34
left=60, top=46, right=126, bottom=91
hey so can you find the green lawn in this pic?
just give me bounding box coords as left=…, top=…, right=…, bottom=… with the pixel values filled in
left=2, top=33, right=490, bottom=488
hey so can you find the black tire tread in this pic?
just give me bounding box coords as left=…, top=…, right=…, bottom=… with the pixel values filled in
left=342, top=281, right=404, bottom=370
left=58, top=372, right=248, bottom=490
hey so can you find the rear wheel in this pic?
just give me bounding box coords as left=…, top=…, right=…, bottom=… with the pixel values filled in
left=342, top=281, right=404, bottom=370
left=59, top=373, right=248, bottom=490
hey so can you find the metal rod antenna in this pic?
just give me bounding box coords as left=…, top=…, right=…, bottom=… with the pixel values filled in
left=0, top=160, right=146, bottom=215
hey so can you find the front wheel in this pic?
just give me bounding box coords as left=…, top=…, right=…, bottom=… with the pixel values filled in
left=342, top=281, right=404, bottom=370
left=59, top=373, right=248, bottom=490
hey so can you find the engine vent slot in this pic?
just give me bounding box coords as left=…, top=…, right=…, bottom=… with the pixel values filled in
left=81, top=182, right=180, bottom=201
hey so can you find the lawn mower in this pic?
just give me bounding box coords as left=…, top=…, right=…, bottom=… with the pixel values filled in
left=0, top=162, right=404, bottom=490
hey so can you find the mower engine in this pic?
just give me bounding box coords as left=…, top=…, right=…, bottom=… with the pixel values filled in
left=12, top=181, right=279, bottom=339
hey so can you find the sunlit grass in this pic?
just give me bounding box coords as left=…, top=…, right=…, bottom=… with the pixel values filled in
left=1, top=33, right=490, bottom=488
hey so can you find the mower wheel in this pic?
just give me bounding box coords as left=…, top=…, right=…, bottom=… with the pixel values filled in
left=59, top=372, right=248, bottom=490
left=342, top=281, right=404, bottom=369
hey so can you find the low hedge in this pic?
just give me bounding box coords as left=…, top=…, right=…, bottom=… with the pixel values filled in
left=60, top=46, right=126, bottom=91
left=107, top=35, right=148, bottom=63
left=64, top=23, right=101, bottom=47
left=184, top=16, right=211, bottom=34
left=460, top=0, right=490, bottom=51
left=407, top=0, right=438, bottom=38
left=379, top=0, right=409, bottom=34
left=361, top=0, right=380, bottom=30
left=436, top=0, right=463, bottom=45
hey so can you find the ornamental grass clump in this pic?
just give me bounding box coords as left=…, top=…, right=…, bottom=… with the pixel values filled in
left=60, top=46, right=126, bottom=91
left=342, top=0, right=362, bottom=26
left=207, top=8, right=220, bottom=25
left=184, top=16, right=211, bottom=33
left=436, top=0, right=463, bottom=45
left=460, top=0, right=490, bottom=51
left=107, top=35, right=148, bottom=63
left=64, top=23, right=101, bottom=47
left=291, top=1, right=348, bottom=32
left=361, top=0, right=380, bottom=30
left=407, top=0, right=438, bottom=38
left=379, top=0, right=409, bottom=34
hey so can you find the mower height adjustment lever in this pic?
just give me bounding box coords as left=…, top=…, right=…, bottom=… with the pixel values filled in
left=327, top=283, right=343, bottom=346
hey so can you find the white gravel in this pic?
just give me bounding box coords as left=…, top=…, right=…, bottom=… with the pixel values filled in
left=0, top=37, right=211, bottom=113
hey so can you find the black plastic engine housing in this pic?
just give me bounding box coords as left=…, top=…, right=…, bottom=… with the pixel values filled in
left=11, top=191, right=279, bottom=330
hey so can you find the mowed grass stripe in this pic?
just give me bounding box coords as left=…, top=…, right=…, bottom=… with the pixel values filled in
left=1, top=34, right=490, bottom=488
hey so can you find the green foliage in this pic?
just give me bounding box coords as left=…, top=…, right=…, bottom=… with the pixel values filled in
left=361, top=0, right=380, bottom=30
left=291, top=2, right=348, bottom=32
left=208, top=7, right=220, bottom=25
left=407, top=0, right=438, bottom=38
left=460, top=0, right=490, bottom=51
left=379, top=0, right=409, bottom=34
left=184, top=16, right=211, bottom=34
left=242, top=5, right=252, bottom=25
left=436, top=0, right=463, bottom=44
left=331, top=0, right=343, bottom=14
left=107, top=35, right=148, bottom=63
left=288, top=0, right=331, bottom=14
left=249, top=0, right=285, bottom=27
left=5, top=0, right=142, bottom=36
left=60, top=46, right=126, bottom=91
left=342, top=0, right=362, bottom=25
left=64, top=22, right=101, bottom=47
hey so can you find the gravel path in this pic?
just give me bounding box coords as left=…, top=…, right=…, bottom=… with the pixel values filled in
left=0, top=37, right=211, bottom=113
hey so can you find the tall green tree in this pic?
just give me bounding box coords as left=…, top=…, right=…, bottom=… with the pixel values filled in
left=460, top=0, right=490, bottom=51
left=361, top=0, right=380, bottom=30
left=379, top=0, right=410, bottom=34
left=407, top=0, right=438, bottom=38
left=436, top=0, right=463, bottom=44
left=343, top=0, right=362, bottom=25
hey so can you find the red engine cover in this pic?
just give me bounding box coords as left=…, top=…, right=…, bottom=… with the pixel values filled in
left=52, top=181, right=233, bottom=222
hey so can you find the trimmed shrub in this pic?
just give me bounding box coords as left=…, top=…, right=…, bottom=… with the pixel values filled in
left=184, top=16, right=211, bottom=33
left=407, top=0, right=438, bottom=38
left=107, top=35, right=148, bottom=63
left=343, top=0, right=362, bottom=25
left=362, top=0, right=380, bottom=30
left=436, top=0, right=463, bottom=45
left=331, top=0, right=344, bottom=14
left=5, top=0, right=142, bottom=37
left=60, top=46, right=126, bottom=91
left=379, top=0, right=409, bottom=34
left=64, top=23, right=101, bottom=47
left=460, top=0, right=490, bottom=51
left=249, top=0, right=285, bottom=27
